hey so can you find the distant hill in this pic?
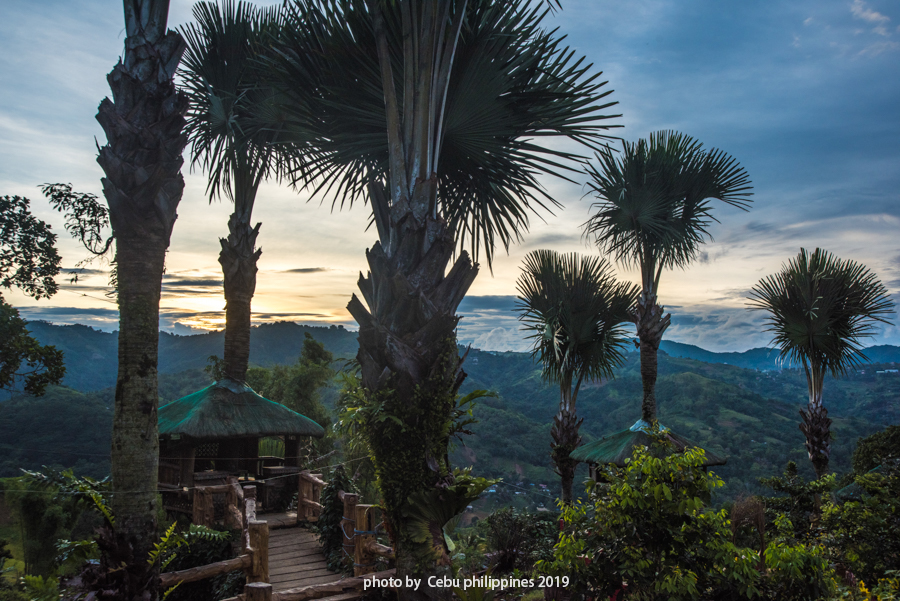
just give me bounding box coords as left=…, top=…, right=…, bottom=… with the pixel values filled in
left=658, top=340, right=900, bottom=371
left=24, top=321, right=359, bottom=392
left=8, top=321, right=899, bottom=500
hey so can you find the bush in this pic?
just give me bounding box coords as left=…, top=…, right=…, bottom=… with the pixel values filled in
left=539, top=434, right=760, bottom=601
left=483, top=508, right=556, bottom=574
left=315, top=465, right=355, bottom=574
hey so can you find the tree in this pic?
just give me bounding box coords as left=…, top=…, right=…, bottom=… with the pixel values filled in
left=515, top=250, right=636, bottom=503
left=181, top=1, right=288, bottom=383
left=583, top=130, right=752, bottom=423
left=0, top=194, right=65, bottom=395
left=94, top=0, right=188, bottom=594
left=266, top=0, right=620, bottom=582
left=749, top=248, right=894, bottom=478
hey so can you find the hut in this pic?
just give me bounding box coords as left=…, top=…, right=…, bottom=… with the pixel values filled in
left=157, top=377, right=325, bottom=514
left=571, top=419, right=726, bottom=479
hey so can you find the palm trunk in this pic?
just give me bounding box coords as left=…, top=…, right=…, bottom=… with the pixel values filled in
left=550, top=375, right=584, bottom=503
left=634, top=289, right=670, bottom=422
left=347, top=198, right=478, bottom=577
left=220, top=213, right=261, bottom=382
left=800, top=362, right=831, bottom=479
left=95, top=2, right=187, bottom=596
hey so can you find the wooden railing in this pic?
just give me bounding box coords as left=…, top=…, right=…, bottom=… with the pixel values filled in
left=161, top=485, right=269, bottom=588
left=224, top=569, right=398, bottom=601
left=298, top=471, right=325, bottom=521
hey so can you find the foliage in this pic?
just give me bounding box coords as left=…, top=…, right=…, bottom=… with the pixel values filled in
left=759, top=461, right=835, bottom=542
left=852, top=425, right=900, bottom=475
left=821, top=460, right=900, bottom=587
left=583, top=130, right=753, bottom=281
left=539, top=434, right=761, bottom=601
left=760, top=525, right=834, bottom=601
left=483, top=508, right=556, bottom=573
left=246, top=332, right=336, bottom=456
left=0, top=299, right=65, bottom=396
left=40, top=184, right=113, bottom=258
left=0, top=195, right=60, bottom=300
left=0, top=194, right=65, bottom=396
left=749, top=248, right=894, bottom=380
left=316, top=464, right=355, bottom=573
left=2, top=470, right=92, bottom=576
left=157, top=525, right=236, bottom=601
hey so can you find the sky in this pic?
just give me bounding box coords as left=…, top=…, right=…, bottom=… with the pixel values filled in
left=1, top=0, right=899, bottom=353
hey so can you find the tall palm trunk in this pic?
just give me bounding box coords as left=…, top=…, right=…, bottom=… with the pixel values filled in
left=634, top=287, right=671, bottom=422
left=220, top=209, right=261, bottom=383
left=347, top=182, right=478, bottom=578
left=342, top=3, right=476, bottom=586
left=551, top=374, right=584, bottom=504
left=800, top=360, right=831, bottom=479
left=96, top=0, right=187, bottom=590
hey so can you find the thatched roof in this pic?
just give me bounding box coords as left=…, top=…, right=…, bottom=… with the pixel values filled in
left=158, top=378, right=326, bottom=440
left=570, top=419, right=727, bottom=467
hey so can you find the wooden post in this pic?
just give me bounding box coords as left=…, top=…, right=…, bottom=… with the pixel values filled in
left=244, top=582, right=273, bottom=601
left=341, top=491, right=358, bottom=570
left=299, top=470, right=312, bottom=521
left=193, top=487, right=214, bottom=528
left=225, top=477, right=244, bottom=531
left=284, top=436, right=299, bottom=468
left=180, top=445, right=196, bottom=488
left=247, top=520, right=269, bottom=584
left=354, top=504, right=376, bottom=576
left=243, top=486, right=257, bottom=552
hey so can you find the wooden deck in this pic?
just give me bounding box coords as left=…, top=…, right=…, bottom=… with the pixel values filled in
left=268, top=526, right=346, bottom=592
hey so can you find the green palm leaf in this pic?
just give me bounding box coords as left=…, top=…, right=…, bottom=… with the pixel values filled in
left=264, top=0, right=621, bottom=264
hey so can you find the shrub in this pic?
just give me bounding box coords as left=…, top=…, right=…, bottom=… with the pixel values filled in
left=539, top=435, right=760, bottom=601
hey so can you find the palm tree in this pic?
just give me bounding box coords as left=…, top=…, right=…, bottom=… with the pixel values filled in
left=583, top=131, right=752, bottom=423
left=180, top=1, right=288, bottom=383
left=264, top=0, right=620, bottom=576
left=749, top=248, right=894, bottom=479
left=516, top=250, right=637, bottom=503
left=95, top=0, right=187, bottom=589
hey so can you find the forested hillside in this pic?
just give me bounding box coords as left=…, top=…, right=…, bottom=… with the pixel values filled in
left=3, top=322, right=897, bottom=499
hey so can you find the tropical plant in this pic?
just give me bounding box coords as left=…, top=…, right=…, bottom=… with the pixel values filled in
left=180, top=1, right=290, bottom=383
left=539, top=432, right=762, bottom=601
left=93, top=0, right=188, bottom=594
left=749, top=248, right=894, bottom=478
left=515, top=250, right=637, bottom=502
left=0, top=194, right=64, bottom=395
left=265, top=0, right=620, bottom=582
left=583, top=130, right=752, bottom=423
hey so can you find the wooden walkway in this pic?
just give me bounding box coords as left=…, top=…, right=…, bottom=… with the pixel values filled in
left=268, top=524, right=345, bottom=592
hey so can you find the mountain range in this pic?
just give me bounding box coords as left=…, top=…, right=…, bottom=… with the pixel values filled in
left=3, top=321, right=898, bottom=501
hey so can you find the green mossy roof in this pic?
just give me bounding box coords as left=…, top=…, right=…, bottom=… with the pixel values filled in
left=570, top=420, right=727, bottom=467
left=158, top=378, right=325, bottom=440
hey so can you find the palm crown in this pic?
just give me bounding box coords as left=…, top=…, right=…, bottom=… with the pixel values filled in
left=180, top=0, right=288, bottom=212
left=583, top=130, right=752, bottom=292
left=749, top=248, right=894, bottom=379
left=266, top=0, right=621, bottom=264
left=517, top=250, right=638, bottom=390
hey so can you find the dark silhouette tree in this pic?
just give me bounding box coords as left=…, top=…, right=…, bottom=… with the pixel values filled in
left=265, top=0, right=620, bottom=583
left=516, top=250, right=636, bottom=502
left=584, top=131, right=752, bottom=423
left=94, top=0, right=188, bottom=594
left=749, top=248, right=894, bottom=478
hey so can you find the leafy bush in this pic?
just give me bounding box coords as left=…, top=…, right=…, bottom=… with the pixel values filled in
left=539, top=435, right=760, bottom=601
left=821, top=460, right=900, bottom=587
left=160, top=525, right=238, bottom=601
left=483, top=508, right=556, bottom=573
left=316, top=465, right=355, bottom=574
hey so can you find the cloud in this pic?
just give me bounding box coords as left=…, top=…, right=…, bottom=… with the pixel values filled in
left=850, top=0, right=890, bottom=25
left=283, top=267, right=330, bottom=274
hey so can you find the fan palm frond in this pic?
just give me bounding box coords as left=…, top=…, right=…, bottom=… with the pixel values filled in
left=264, top=0, right=621, bottom=264
left=748, top=247, right=894, bottom=377
left=516, top=249, right=638, bottom=386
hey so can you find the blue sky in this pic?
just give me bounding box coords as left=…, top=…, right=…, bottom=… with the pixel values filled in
left=2, top=0, right=899, bottom=352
